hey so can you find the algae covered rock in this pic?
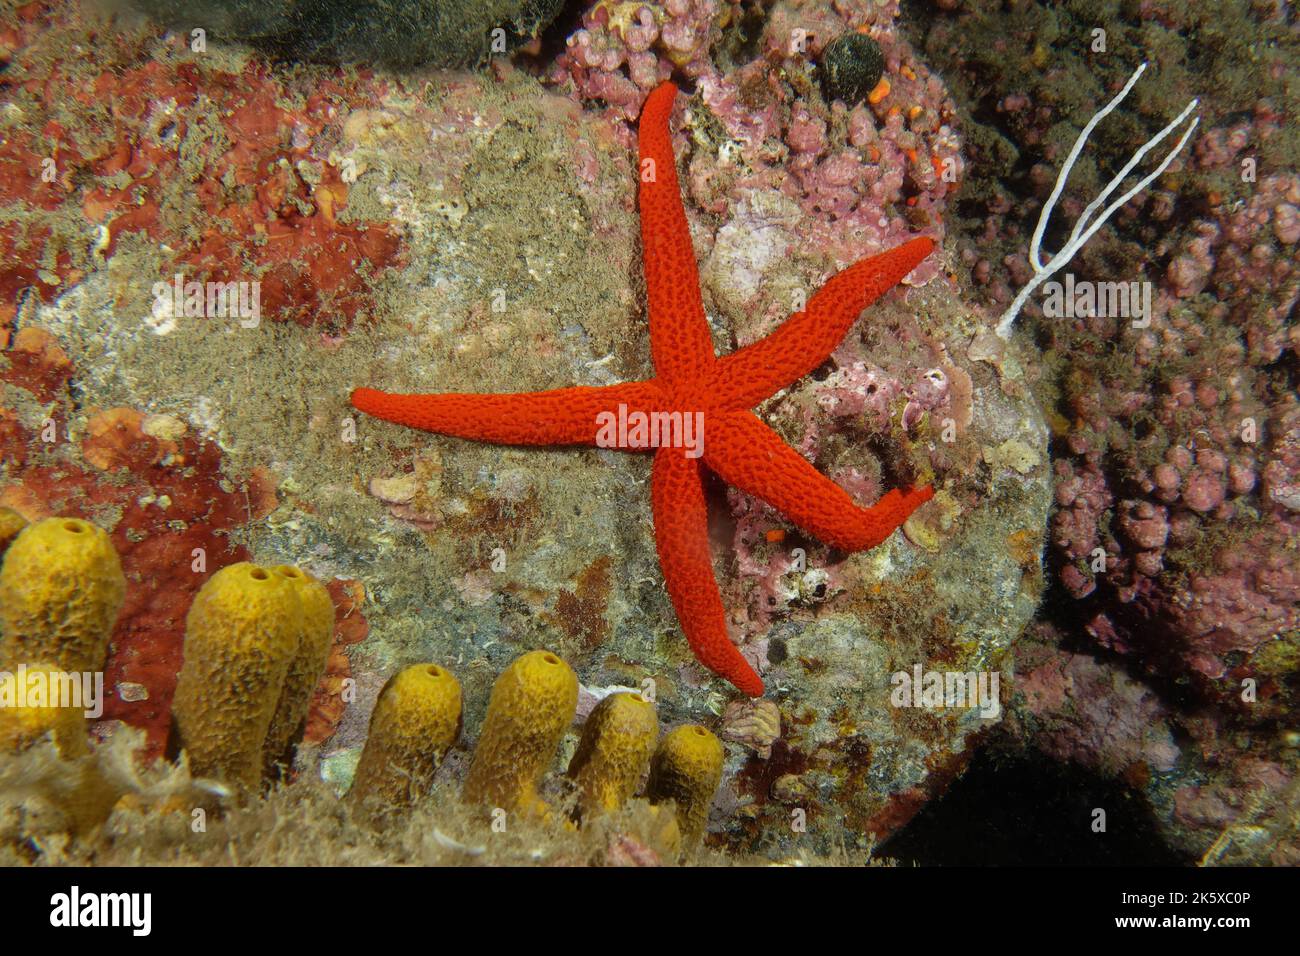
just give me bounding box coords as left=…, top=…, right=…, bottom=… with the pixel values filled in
left=130, top=0, right=566, bottom=68
left=130, top=0, right=293, bottom=39
left=32, top=68, right=1052, bottom=859
left=258, top=75, right=1048, bottom=854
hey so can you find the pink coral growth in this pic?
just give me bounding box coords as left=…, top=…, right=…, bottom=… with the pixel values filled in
left=1017, top=646, right=1180, bottom=775
left=550, top=0, right=961, bottom=268
left=1036, top=154, right=1299, bottom=710
left=554, top=0, right=720, bottom=120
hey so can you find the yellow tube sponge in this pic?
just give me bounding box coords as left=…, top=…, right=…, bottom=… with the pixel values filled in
left=567, top=691, right=658, bottom=819
left=645, top=724, right=724, bottom=850
left=462, top=650, right=578, bottom=817
left=171, top=562, right=299, bottom=792
left=0, top=663, right=89, bottom=758
left=0, top=517, right=125, bottom=673
left=349, top=663, right=462, bottom=812
left=262, top=565, right=335, bottom=781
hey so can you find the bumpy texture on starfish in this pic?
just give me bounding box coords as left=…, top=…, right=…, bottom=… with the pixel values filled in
left=352, top=82, right=936, bottom=697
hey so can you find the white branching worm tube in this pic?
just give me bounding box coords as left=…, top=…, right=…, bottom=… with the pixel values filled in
left=994, top=62, right=1200, bottom=340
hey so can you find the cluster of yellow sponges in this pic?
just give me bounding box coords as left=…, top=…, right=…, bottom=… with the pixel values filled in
left=0, top=513, right=125, bottom=757
left=0, top=510, right=334, bottom=798
left=172, top=561, right=334, bottom=793
left=0, top=513, right=128, bottom=837
left=348, top=648, right=726, bottom=854
left=0, top=508, right=728, bottom=858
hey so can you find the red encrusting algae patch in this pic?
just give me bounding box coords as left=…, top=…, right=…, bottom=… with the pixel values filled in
left=1, top=328, right=73, bottom=402
left=305, top=579, right=369, bottom=745
left=1, top=6, right=403, bottom=329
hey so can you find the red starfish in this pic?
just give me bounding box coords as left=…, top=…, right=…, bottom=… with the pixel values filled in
left=352, top=82, right=935, bottom=697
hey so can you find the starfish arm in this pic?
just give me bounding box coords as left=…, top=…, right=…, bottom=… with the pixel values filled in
left=711, top=236, right=935, bottom=408
left=651, top=447, right=765, bottom=697
left=704, top=410, right=934, bottom=551
left=350, top=380, right=665, bottom=446
left=639, top=82, right=717, bottom=383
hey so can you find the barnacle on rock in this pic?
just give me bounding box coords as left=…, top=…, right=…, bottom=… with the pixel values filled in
left=720, top=698, right=781, bottom=759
